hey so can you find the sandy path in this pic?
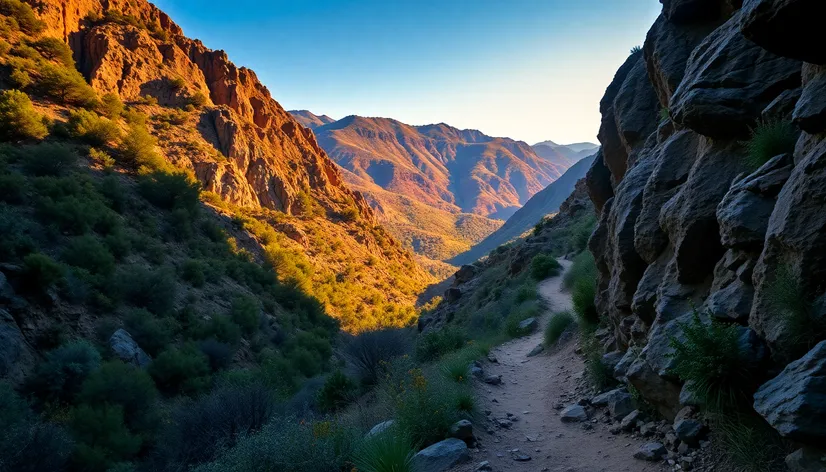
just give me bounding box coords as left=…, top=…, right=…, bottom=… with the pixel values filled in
left=451, top=260, right=664, bottom=472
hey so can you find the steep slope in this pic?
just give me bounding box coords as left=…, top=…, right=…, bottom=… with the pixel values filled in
left=289, top=109, right=335, bottom=129
left=451, top=153, right=596, bottom=265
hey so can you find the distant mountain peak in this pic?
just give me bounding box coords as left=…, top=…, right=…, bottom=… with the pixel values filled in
left=288, top=110, right=336, bottom=129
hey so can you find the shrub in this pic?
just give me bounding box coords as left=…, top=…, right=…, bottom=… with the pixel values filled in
left=30, top=37, right=75, bottom=66
left=766, top=265, right=826, bottom=355
left=711, top=412, right=789, bottom=472
left=0, top=207, right=35, bottom=261
left=414, top=326, right=467, bottom=362
left=65, top=109, right=120, bottom=145
left=28, top=340, right=101, bottom=404
left=581, top=332, right=616, bottom=391
left=199, top=339, right=236, bottom=371
left=352, top=430, right=415, bottom=472
left=669, top=312, right=758, bottom=411
left=78, top=361, right=158, bottom=433
left=196, top=315, right=242, bottom=346
left=21, top=252, right=64, bottom=294
left=154, top=382, right=274, bottom=469
left=745, top=120, right=798, bottom=169
left=21, top=142, right=78, bottom=176
left=230, top=294, right=260, bottom=335
left=0, top=89, right=49, bottom=141
left=181, top=259, right=207, bottom=287
left=439, top=353, right=470, bottom=383
left=119, top=122, right=166, bottom=172
left=565, top=251, right=599, bottom=327
left=316, top=370, right=356, bottom=412
left=149, top=346, right=211, bottom=396
left=114, top=266, right=177, bottom=315
left=504, top=300, right=541, bottom=339
left=341, top=328, right=412, bottom=386
left=188, top=91, right=209, bottom=108
left=9, top=67, right=32, bottom=88
left=124, top=308, right=177, bottom=357
left=630, top=45, right=642, bottom=55
left=545, top=311, right=575, bottom=347
left=99, top=92, right=124, bottom=119
left=169, top=76, right=186, bottom=90
left=62, top=235, right=116, bottom=275
left=530, top=253, right=562, bottom=280
left=138, top=171, right=200, bottom=214
left=37, top=63, right=98, bottom=107
left=70, top=404, right=142, bottom=471
left=0, top=0, right=45, bottom=34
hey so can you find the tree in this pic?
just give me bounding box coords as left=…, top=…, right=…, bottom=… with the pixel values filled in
left=0, top=90, right=48, bottom=141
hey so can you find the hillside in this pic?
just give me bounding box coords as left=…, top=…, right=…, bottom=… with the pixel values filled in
left=288, top=109, right=335, bottom=129
left=451, top=153, right=596, bottom=265
left=532, top=140, right=597, bottom=168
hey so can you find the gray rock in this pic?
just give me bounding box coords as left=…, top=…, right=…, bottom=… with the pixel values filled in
left=475, top=461, right=492, bottom=472
left=470, top=365, right=484, bottom=380
left=741, top=0, right=826, bottom=65
left=592, top=388, right=635, bottom=419
left=449, top=420, right=474, bottom=442
left=634, top=442, right=667, bottom=462
left=592, top=388, right=626, bottom=407
left=601, top=351, right=624, bottom=372
left=518, top=317, right=538, bottom=333
left=453, top=265, right=477, bottom=285
left=673, top=419, right=705, bottom=446
left=754, top=340, right=826, bottom=442
left=511, top=452, right=531, bottom=462
left=0, top=309, right=36, bottom=384
left=444, top=288, right=462, bottom=303
left=109, top=329, right=151, bottom=368
left=366, top=420, right=395, bottom=438
left=527, top=344, right=544, bottom=357
left=679, top=380, right=701, bottom=407
left=620, top=410, right=643, bottom=432
left=560, top=405, right=589, bottom=423
left=613, top=348, right=638, bottom=381
left=484, top=374, right=502, bottom=385
left=794, top=64, right=826, bottom=134
left=627, top=357, right=682, bottom=421
left=412, top=438, right=470, bottom=472
left=785, top=447, right=826, bottom=472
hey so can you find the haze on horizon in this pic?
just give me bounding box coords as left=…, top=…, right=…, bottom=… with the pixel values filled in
left=152, top=0, right=660, bottom=145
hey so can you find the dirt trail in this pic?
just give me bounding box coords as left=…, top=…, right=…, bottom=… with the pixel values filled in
left=452, top=260, right=664, bottom=472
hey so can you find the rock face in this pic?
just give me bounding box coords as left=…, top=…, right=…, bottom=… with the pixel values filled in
left=411, top=438, right=470, bottom=472
left=584, top=0, right=826, bottom=448
left=109, top=329, right=151, bottom=368
left=0, top=309, right=36, bottom=384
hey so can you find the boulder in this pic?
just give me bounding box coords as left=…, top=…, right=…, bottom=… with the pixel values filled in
left=602, top=351, right=625, bottom=373
left=484, top=374, right=502, bottom=385
left=470, top=364, right=484, bottom=380
left=794, top=64, right=826, bottom=134
left=592, top=388, right=635, bottom=419
left=613, top=349, right=638, bottom=381
left=634, top=442, right=667, bottom=461
left=674, top=419, right=706, bottom=446
left=527, top=344, right=544, bottom=357
left=444, top=288, right=462, bottom=303
left=411, top=438, right=470, bottom=472
left=453, top=265, right=477, bottom=285
left=753, top=340, right=826, bottom=443
left=620, top=410, right=643, bottom=432
left=518, top=317, right=538, bottom=333
left=109, top=329, right=151, bottom=368
left=741, top=0, right=826, bottom=65
left=366, top=420, right=395, bottom=438
left=627, top=357, right=682, bottom=421
left=785, top=447, right=826, bottom=472
left=560, top=405, right=589, bottom=423
left=449, top=420, right=474, bottom=443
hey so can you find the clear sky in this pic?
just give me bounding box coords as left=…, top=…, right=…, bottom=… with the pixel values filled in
left=152, top=0, right=660, bottom=145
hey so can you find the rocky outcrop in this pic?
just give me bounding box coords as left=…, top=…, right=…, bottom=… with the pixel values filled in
left=584, top=0, right=826, bottom=450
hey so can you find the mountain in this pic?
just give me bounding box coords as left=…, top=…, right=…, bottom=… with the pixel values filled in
left=289, top=109, right=336, bottom=129
left=532, top=140, right=598, bottom=169
left=450, top=152, right=597, bottom=265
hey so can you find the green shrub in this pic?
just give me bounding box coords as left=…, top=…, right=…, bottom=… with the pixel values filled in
left=341, top=328, right=412, bottom=386
left=62, top=235, right=116, bottom=275
left=78, top=361, right=158, bottom=433
left=439, top=353, right=470, bottom=383
left=21, top=252, right=64, bottom=294
left=545, top=311, right=575, bottom=347
left=196, top=315, right=242, bottom=346
left=119, top=122, right=167, bottom=172
left=766, top=265, right=826, bottom=355
left=660, top=107, right=670, bottom=123
left=352, top=430, right=415, bottom=472
left=669, top=312, right=758, bottom=411
left=114, top=266, right=177, bottom=315
left=0, top=172, right=27, bottom=203
left=745, top=120, right=798, bottom=169
left=37, top=63, right=98, bottom=107
left=317, top=370, right=356, bottom=412
left=29, top=37, right=75, bottom=66
left=36, top=194, right=119, bottom=235
left=414, top=326, right=467, bottom=362
left=65, top=109, right=121, bottom=145
left=0, top=0, right=45, bottom=34
left=124, top=308, right=177, bottom=357
left=630, top=45, right=642, bottom=55
left=181, top=259, right=207, bottom=287
left=198, top=339, right=236, bottom=371
left=70, top=404, right=142, bottom=471
left=581, top=332, right=616, bottom=391
left=149, top=346, right=211, bottom=396
left=0, top=89, right=49, bottom=141
left=28, top=340, right=101, bottom=404
left=99, top=92, right=124, bottom=119
left=188, top=91, right=209, bottom=108
left=565, top=251, right=599, bottom=327
left=0, top=207, right=35, bottom=262
left=711, top=412, right=789, bottom=472
left=530, top=254, right=562, bottom=280
left=504, top=300, right=541, bottom=338
left=169, top=76, right=186, bottom=90
left=230, top=294, right=260, bottom=335
left=21, top=142, right=78, bottom=176
left=138, top=171, right=200, bottom=214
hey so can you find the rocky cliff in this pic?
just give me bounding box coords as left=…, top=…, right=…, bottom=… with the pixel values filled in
left=585, top=0, right=826, bottom=458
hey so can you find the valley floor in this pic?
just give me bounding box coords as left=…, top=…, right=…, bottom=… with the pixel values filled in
left=451, top=261, right=664, bottom=472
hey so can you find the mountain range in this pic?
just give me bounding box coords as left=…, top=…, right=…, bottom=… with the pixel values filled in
left=289, top=110, right=596, bottom=271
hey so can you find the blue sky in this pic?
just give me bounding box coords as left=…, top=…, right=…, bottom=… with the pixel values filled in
left=152, top=0, right=660, bottom=144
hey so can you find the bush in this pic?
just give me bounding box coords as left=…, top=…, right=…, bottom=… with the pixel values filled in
left=352, top=430, right=415, bottom=472
left=0, top=172, right=26, bottom=204
left=316, top=371, right=356, bottom=412
left=119, top=122, right=167, bottom=172
left=530, top=254, right=562, bottom=280
left=168, top=77, right=186, bottom=90
left=711, top=412, right=789, bottom=472
left=37, top=63, right=98, bottom=107
left=138, top=171, right=200, bottom=214
left=22, top=142, right=78, bottom=176
left=745, top=120, right=798, bottom=169
left=230, top=294, right=260, bottom=335
left=504, top=300, right=542, bottom=338
left=28, top=340, right=101, bottom=405
left=21, top=252, right=64, bottom=294
left=181, top=259, right=207, bottom=287
left=114, top=265, right=177, bottom=315
left=199, top=339, right=236, bottom=371
left=78, top=361, right=158, bottom=433
left=669, top=311, right=758, bottom=411
left=70, top=404, right=142, bottom=471
left=30, top=37, right=75, bottom=66
left=0, top=89, right=49, bottom=141
left=62, top=235, right=116, bottom=275
left=188, top=91, right=209, bottom=108
left=149, top=346, right=211, bottom=396
left=341, top=328, right=412, bottom=386
left=0, top=0, right=45, bottom=34
left=414, top=326, right=467, bottom=362
left=196, top=315, right=242, bottom=346
left=99, top=92, right=124, bottom=119
left=545, top=311, right=575, bottom=347
left=439, top=352, right=470, bottom=383
left=154, top=382, right=275, bottom=469
left=565, top=251, right=599, bottom=327
left=124, top=308, right=177, bottom=357
left=766, top=265, right=826, bottom=355
left=581, top=332, right=616, bottom=391
left=65, top=109, right=121, bottom=146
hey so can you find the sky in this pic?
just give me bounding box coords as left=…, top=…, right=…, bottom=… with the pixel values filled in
left=152, top=0, right=661, bottom=145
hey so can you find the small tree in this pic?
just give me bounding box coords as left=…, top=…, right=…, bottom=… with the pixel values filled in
left=66, top=109, right=121, bottom=146
left=30, top=37, right=75, bottom=66
left=37, top=64, right=98, bottom=108
left=0, top=89, right=48, bottom=141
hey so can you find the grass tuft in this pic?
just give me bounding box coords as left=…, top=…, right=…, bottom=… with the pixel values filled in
left=544, top=311, right=575, bottom=347
left=352, top=430, right=415, bottom=472
left=744, top=120, right=797, bottom=169
left=766, top=265, right=826, bottom=355
left=564, top=252, right=599, bottom=328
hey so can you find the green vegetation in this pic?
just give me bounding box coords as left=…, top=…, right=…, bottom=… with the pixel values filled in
left=565, top=251, right=599, bottom=328
left=630, top=45, right=642, bottom=55
left=317, top=370, right=357, bottom=412
left=744, top=120, right=797, bottom=169
left=530, top=253, right=562, bottom=280
left=504, top=300, right=542, bottom=338
left=414, top=326, right=468, bottom=361
left=0, top=89, right=48, bottom=140
left=341, top=328, right=412, bottom=386
left=766, top=265, right=826, bottom=355
left=659, top=106, right=670, bottom=123
left=711, top=412, right=789, bottom=472
left=65, top=109, right=121, bottom=146
left=544, top=311, right=575, bottom=347
left=353, top=430, right=415, bottom=472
